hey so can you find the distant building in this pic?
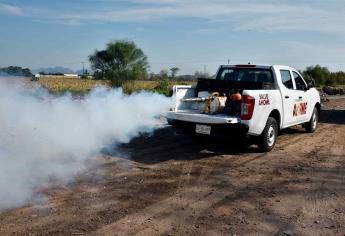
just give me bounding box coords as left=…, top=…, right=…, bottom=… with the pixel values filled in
left=38, top=73, right=81, bottom=79
left=63, top=74, right=80, bottom=78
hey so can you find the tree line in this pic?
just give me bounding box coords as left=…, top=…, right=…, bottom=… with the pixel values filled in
left=301, top=65, right=345, bottom=86
left=88, top=40, right=210, bottom=86
left=0, top=66, right=32, bottom=77
left=1, top=40, right=344, bottom=87
left=89, top=40, right=345, bottom=87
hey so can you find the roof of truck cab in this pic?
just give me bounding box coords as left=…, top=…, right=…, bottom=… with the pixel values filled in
left=219, top=64, right=270, bottom=69
left=219, top=64, right=296, bottom=70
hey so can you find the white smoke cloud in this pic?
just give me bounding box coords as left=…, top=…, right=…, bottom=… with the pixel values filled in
left=0, top=77, right=171, bottom=210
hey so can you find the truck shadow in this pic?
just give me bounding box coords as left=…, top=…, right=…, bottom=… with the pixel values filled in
left=319, top=109, right=345, bottom=125
left=114, top=108, right=344, bottom=165
left=116, top=126, right=261, bottom=165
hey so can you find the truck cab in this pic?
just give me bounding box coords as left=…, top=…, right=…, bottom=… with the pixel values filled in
left=166, top=64, right=321, bottom=152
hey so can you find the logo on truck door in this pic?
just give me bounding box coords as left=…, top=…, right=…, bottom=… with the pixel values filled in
left=259, top=94, right=270, bottom=106
left=293, top=102, right=307, bottom=117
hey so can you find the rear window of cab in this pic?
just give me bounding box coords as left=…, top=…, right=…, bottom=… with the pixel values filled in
left=217, top=68, right=274, bottom=83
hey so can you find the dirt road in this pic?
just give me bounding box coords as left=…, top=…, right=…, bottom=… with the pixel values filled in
left=1, top=98, right=344, bottom=236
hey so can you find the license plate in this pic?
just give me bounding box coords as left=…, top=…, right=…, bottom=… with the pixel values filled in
left=195, top=124, right=211, bottom=135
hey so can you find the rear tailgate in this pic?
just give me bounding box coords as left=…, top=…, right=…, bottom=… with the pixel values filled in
left=166, top=111, right=240, bottom=124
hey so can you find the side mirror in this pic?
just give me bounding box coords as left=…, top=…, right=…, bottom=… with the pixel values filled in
left=307, top=79, right=315, bottom=89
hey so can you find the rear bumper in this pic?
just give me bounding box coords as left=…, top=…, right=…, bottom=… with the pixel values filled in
left=170, top=120, right=249, bottom=137
left=166, top=111, right=249, bottom=136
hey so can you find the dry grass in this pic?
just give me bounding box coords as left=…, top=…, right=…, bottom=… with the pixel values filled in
left=121, top=80, right=158, bottom=94
left=120, top=80, right=195, bottom=94
left=37, top=76, right=195, bottom=95
left=38, top=76, right=111, bottom=94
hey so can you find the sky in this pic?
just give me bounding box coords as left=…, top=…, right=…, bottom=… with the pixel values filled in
left=0, top=0, right=345, bottom=74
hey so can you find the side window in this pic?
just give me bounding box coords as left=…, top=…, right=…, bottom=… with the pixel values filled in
left=293, top=72, right=307, bottom=91
left=280, top=70, right=293, bottom=89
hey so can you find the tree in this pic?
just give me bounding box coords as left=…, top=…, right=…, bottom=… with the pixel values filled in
left=170, top=67, right=179, bottom=78
left=330, top=71, right=345, bottom=85
left=302, top=65, right=330, bottom=86
left=155, top=69, right=170, bottom=96
left=159, top=69, right=169, bottom=79
left=194, top=70, right=210, bottom=79
left=0, top=66, right=32, bottom=77
left=89, top=40, right=149, bottom=85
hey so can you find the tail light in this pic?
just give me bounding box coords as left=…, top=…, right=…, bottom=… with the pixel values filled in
left=241, top=95, right=255, bottom=120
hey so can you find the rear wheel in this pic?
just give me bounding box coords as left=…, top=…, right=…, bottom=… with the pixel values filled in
left=167, top=118, right=176, bottom=126
left=258, top=117, right=278, bottom=152
left=305, top=107, right=318, bottom=133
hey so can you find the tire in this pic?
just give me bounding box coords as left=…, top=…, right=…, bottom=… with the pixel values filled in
left=305, top=107, right=318, bottom=133
left=167, top=118, right=176, bottom=126
left=258, top=117, right=278, bottom=152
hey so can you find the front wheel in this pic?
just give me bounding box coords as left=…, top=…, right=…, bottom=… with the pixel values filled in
left=258, top=117, right=278, bottom=152
left=305, top=107, right=318, bottom=133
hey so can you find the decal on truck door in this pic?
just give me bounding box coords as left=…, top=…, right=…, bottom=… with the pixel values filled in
left=259, top=94, right=270, bottom=106
left=293, top=102, right=308, bottom=117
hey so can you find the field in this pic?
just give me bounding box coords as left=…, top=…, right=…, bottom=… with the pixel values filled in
left=0, top=97, right=344, bottom=235
left=37, top=76, right=195, bottom=95
left=37, top=76, right=110, bottom=94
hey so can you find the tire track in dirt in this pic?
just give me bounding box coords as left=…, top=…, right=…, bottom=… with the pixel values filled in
left=94, top=108, right=343, bottom=235
left=108, top=114, right=344, bottom=233
left=255, top=114, right=345, bottom=235
left=1, top=100, right=344, bottom=236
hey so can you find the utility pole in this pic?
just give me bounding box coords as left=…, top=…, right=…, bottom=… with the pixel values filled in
left=227, top=59, right=230, bottom=65
left=203, top=65, right=207, bottom=74
left=81, top=62, right=85, bottom=74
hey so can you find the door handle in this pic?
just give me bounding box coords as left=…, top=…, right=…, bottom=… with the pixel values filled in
left=285, top=95, right=289, bottom=99
left=299, top=96, right=303, bottom=99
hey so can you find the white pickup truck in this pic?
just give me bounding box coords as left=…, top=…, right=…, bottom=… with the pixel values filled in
left=166, top=64, right=321, bottom=152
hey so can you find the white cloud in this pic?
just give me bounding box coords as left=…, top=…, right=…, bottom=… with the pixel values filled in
left=56, top=1, right=345, bottom=34
left=5, top=0, right=343, bottom=34
left=0, top=3, right=23, bottom=16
